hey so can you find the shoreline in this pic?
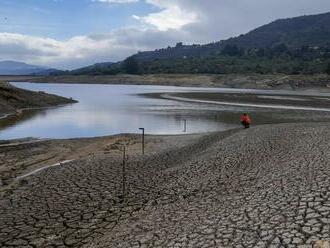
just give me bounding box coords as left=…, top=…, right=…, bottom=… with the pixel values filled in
left=159, top=93, right=330, bottom=112
left=0, top=113, right=14, bottom=119
left=0, top=104, right=73, bottom=121
left=2, top=73, right=330, bottom=92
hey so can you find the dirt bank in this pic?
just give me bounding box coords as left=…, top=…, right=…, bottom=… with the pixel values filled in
left=0, top=82, right=77, bottom=118
left=3, top=74, right=330, bottom=91
left=161, top=91, right=330, bottom=110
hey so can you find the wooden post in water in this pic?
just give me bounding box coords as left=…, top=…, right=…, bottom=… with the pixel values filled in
left=183, top=119, right=187, bottom=133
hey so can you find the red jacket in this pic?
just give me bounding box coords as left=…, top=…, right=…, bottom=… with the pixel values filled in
left=240, top=115, right=251, bottom=124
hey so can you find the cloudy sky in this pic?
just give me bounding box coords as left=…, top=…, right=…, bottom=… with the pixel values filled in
left=0, top=0, right=330, bottom=69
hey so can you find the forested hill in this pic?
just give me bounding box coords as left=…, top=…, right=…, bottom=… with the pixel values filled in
left=70, top=62, right=114, bottom=75
left=132, top=42, right=222, bottom=62
left=223, top=12, right=330, bottom=49
left=131, top=12, right=330, bottom=62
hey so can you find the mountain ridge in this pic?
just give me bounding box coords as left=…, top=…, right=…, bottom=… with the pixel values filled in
left=0, top=61, right=60, bottom=76
left=223, top=11, right=330, bottom=49
left=53, top=11, right=330, bottom=75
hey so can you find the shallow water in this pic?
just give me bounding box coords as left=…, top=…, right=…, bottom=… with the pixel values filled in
left=1, top=83, right=330, bottom=140
left=0, top=83, right=236, bottom=139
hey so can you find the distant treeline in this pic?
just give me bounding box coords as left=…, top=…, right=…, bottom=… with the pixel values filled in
left=56, top=44, right=330, bottom=76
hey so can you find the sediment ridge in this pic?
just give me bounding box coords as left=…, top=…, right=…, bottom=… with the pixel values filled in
left=0, top=82, right=77, bottom=118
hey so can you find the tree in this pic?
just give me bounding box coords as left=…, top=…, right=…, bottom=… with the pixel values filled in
left=326, top=63, right=330, bottom=75
left=255, top=48, right=265, bottom=57
left=123, top=56, right=140, bottom=74
left=175, top=42, right=183, bottom=48
left=221, top=45, right=244, bottom=56
left=271, top=44, right=290, bottom=57
left=255, top=64, right=264, bottom=74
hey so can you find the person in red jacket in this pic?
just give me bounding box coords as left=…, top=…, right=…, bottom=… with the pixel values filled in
left=240, top=113, right=251, bottom=128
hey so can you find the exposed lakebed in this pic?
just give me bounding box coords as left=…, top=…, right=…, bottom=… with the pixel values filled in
left=1, top=82, right=330, bottom=140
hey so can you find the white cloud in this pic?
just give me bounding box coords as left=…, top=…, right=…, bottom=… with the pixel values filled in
left=0, top=32, right=125, bottom=69
left=97, top=0, right=198, bottom=31
left=0, top=28, right=188, bottom=69
left=134, top=4, right=198, bottom=31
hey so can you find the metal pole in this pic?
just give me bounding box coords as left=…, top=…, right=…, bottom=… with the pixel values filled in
left=139, top=128, right=145, bottom=155
left=122, top=145, right=126, bottom=201
left=183, top=119, right=187, bottom=133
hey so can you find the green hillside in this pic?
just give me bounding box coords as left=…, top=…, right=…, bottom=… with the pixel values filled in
left=224, top=12, right=330, bottom=49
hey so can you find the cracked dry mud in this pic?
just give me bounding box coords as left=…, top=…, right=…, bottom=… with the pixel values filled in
left=1, top=123, right=330, bottom=247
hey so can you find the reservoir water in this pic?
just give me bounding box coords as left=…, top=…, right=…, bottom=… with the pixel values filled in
left=1, top=83, right=330, bottom=140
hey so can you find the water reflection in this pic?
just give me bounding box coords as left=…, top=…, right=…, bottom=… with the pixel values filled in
left=1, top=83, right=330, bottom=140
left=0, top=83, right=238, bottom=139
left=0, top=109, right=46, bottom=130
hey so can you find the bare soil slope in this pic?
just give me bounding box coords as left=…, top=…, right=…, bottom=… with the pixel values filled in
left=0, top=82, right=77, bottom=117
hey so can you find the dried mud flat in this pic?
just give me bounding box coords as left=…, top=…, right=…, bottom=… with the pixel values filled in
left=1, top=123, right=330, bottom=247
left=0, top=133, right=204, bottom=197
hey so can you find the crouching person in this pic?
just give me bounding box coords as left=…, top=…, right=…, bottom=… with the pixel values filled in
left=240, top=113, right=251, bottom=128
